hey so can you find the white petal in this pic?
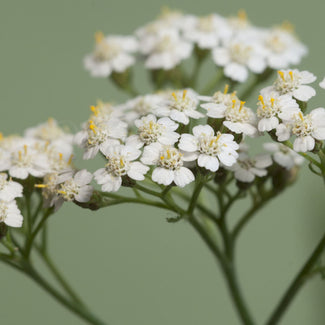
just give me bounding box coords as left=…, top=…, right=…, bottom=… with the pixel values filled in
left=152, top=167, right=174, bottom=185
left=179, top=134, right=198, bottom=152
left=198, top=154, right=219, bottom=172
left=127, top=162, right=149, bottom=180
left=173, top=167, right=195, bottom=187
left=74, top=169, right=93, bottom=186
left=293, top=85, right=315, bottom=102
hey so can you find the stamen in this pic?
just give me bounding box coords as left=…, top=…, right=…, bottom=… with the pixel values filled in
left=167, top=149, right=171, bottom=159
left=182, top=89, right=187, bottom=100
left=239, top=101, right=245, bottom=112
left=35, top=184, right=48, bottom=188
left=289, top=71, right=293, bottom=80
left=270, top=98, right=275, bottom=106
left=89, top=123, right=97, bottom=134
left=215, top=132, right=221, bottom=141
left=224, top=84, right=229, bottom=94
left=238, top=9, right=247, bottom=21
left=171, top=92, right=177, bottom=101
left=59, top=153, right=63, bottom=161
left=258, top=95, right=265, bottom=108
left=68, top=154, right=74, bottom=165
left=0, top=132, right=3, bottom=141
left=95, top=31, right=105, bottom=44
left=58, top=190, right=67, bottom=195
left=90, top=105, right=98, bottom=116
left=232, top=99, right=237, bottom=108
left=160, top=156, right=165, bottom=160
left=298, top=112, right=304, bottom=121
left=278, top=71, right=285, bottom=80
left=120, top=158, right=124, bottom=167
left=18, top=151, right=22, bottom=160
left=23, top=145, right=28, bottom=155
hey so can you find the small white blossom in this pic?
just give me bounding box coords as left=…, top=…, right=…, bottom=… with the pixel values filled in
left=94, top=144, right=149, bottom=192
left=201, top=97, right=257, bottom=136
left=84, top=32, right=138, bottom=77
left=141, top=143, right=194, bottom=187
left=264, top=142, right=304, bottom=169
left=229, top=151, right=272, bottom=183
left=0, top=200, right=23, bottom=228
left=276, top=109, right=325, bottom=152
left=58, top=169, right=93, bottom=203
left=128, top=114, right=179, bottom=147
left=155, top=89, right=203, bottom=125
left=75, top=118, right=127, bottom=160
left=179, top=125, right=239, bottom=172
left=256, top=93, right=300, bottom=132
left=212, top=39, right=266, bottom=82
left=0, top=173, right=23, bottom=201
left=141, top=29, right=193, bottom=70
left=262, top=70, right=316, bottom=102
left=183, top=14, right=231, bottom=49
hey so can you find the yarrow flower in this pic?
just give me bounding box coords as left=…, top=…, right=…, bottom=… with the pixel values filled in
left=262, top=70, right=316, bottom=102
left=155, top=89, right=203, bottom=125
left=0, top=200, right=23, bottom=228
left=0, top=173, right=23, bottom=201
left=141, top=143, right=194, bottom=187
left=264, top=142, right=304, bottom=169
left=276, top=108, right=325, bottom=152
left=84, top=32, right=138, bottom=77
left=179, top=125, right=239, bottom=171
left=94, top=143, right=149, bottom=192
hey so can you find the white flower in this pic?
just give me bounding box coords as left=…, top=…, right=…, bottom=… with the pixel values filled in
left=179, top=125, right=239, bottom=172
left=212, top=39, right=266, bottom=82
left=58, top=169, right=93, bottom=203
left=94, top=144, right=149, bottom=192
left=155, top=89, right=203, bottom=125
left=84, top=32, right=138, bottom=77
left=261, top=27, right=307, bottom=70
left=9, top=143, right=50, bottom=179
left=117, top=94, right=166, bottom=124
left=0, top=148, right=11, bottom=172
left=141, top=29, right=193, bottom=70
left=229, top=152, right=272, bottom=183
left=262, top=70, right=316, bottom=102
left=256, top=93, right=300, bottom=132
left=0, top=200, right=23, bottom=228
left=75, top=118, right=127, bottom=160
left=88, top=101, right=123, bottom=124
left=276, top=109, right=325, bottom=152
left=0, top=173, right=23, bottom=201
left=183, top=14, right=231, bottom=49
left=201, top=98, right=257, bottom=136
left=128, top=114, right=179, bottom=147
left=141, top=143, right=194, bottom=187
left=264, top=142, right=304, bottom=169
left=199, top=84, right=239, bottom=107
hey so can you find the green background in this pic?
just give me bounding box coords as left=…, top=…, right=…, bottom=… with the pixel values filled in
left=1, top=0, right=325, bottom=324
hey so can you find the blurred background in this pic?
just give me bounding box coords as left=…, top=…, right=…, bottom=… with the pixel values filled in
left=1, top=0, right=325, bottom=324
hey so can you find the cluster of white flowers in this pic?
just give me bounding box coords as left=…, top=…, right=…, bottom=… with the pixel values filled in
left=84, top=9, right=307, bottom=82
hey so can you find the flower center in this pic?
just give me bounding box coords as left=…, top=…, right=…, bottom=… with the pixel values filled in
left=138, top=120, right=164, bottom=145
left=12, top=145, right=33, bottom=168
left=105, top=155, right=130, bottom=177
left=134, top=98, right=152, bottom=115
left=158, top=148, right=183, bottom=170
left=33, top=118, right=66, bottom=141
left=198, top=15, right=215, bottom=32
left=229, top=43, right=252, bottom=64
left=198, top=133, right=224, bottom=156
left=87, top=121, right=109, bottom=147
left=265, top=34, right=286, bottom=53
left=58, top=180, right=79, bottom=201
left=94, top=32, right=121, bottom=61
left=257, top=95, right=280, bottom=118
left=170, top=90, right=196, bottom=112
left=275, top=70, right=301, bottom=94
left=292, top=112, right=313, bottom=137
left=225, top=100, right=251, bottom=123
left=154, top=36, right=174, bottom=53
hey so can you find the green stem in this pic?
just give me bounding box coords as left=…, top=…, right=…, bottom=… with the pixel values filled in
left=265, top=232, right=325, bottom=325
left=24, top=264, right=107, bottom=325
left=201, top=69, right=224, bottom=95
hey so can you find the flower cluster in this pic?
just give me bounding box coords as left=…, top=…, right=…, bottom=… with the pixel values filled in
left=84, top=9, right=307, bottom=82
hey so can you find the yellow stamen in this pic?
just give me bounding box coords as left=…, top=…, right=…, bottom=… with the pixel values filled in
left=224, top=84, right=229, bottom=94
left=68, top=154, right=74, bottom=165
left=95, top=31, right=105, bottom=44
left=278, top=71, right=285, bottom=81
left=238, top=9, right=247, bottom=21
left=216, top=132, right=221, bottom=141
left=160, top=156, right=165, bottom=160
left=18, top=151, right=22, bottom=160
left=239, top=101, right=245, bottom=112
left=270, top=98, right=275, bottom=106
left=232, top=99, right=237, bottom=108
left=23, top=145, right=28, bottom=155
left=258, top=95, right=265, bottom=108
left=298, top=112, right=304, bottom=121
left=120, top=158, right=124, bottom=167
left=167, top=149, right=171, bottom=159
left=59, top=153, right=63, bottom=161
left=0, top=132, right=3, bottom=141
left=289, top=71, right=293, bottom=80
left=35, top=184, right=48, bottom=188
left=90, top=105, right=98, bottom=116
left=209, top=139, right=215, bottom=146
left=44, top=141, right=50, bottom=149
left=281, top=21, right=294, bottom=33
left=58, top=190, right=67, bottom=195
left=48, top=117, right=54, bottom=125
left=182, top=89, right=187, bottom=100
left=171, top=92, right=177, bottom=101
